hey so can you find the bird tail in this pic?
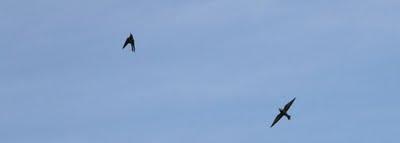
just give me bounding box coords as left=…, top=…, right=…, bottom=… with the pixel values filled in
left=285, top=114, right=291, bottom=120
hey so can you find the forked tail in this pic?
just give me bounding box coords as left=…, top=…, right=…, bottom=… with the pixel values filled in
left=284, top=114, right=291, bottom=120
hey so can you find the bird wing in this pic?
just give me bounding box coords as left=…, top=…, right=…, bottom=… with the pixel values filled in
left=131, top=38, right=135, bottom=52
left=123, top=38, right=130, bottom=49
left=270, top=113, right=284, bottom=127
left=283, top=98, right=296, bottom=111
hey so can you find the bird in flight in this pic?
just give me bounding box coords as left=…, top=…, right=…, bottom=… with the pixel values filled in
left=270, top=97, right=296, bottom=128
left=123, top=33, right=135, bottom=52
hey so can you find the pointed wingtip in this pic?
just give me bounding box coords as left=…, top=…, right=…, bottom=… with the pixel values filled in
left=269, top=122, right=275, bottom=128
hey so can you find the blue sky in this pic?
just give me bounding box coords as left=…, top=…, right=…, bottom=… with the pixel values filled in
left=1, top=0, right=400, bottom=142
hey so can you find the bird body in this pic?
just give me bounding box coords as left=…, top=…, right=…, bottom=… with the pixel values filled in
left=279, top=108, right=291, bottom=120
left=123, top=33, right=135, bottom=52
left=270, top=98, right=296, bottom=127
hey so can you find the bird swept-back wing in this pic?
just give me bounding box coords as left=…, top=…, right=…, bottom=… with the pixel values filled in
left=270, top=113, right=284, bottom=127
left=283, top=98, right=296, bottom=111
left=123, top=38, right=130, bottom=49
left=131, top=39, right=135, bottom=52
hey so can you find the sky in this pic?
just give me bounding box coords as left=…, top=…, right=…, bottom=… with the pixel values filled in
left=1, top=0, right=400, bottom=142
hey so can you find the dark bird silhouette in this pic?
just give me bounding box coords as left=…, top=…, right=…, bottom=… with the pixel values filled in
left=270, top=97, right=296, bottom=127
left=123, top=33, right=135, bottom=52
